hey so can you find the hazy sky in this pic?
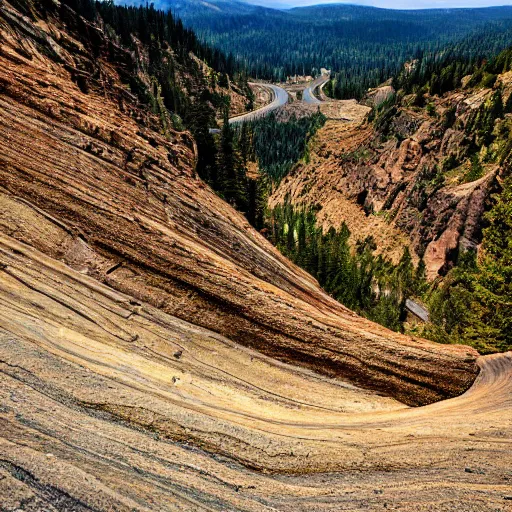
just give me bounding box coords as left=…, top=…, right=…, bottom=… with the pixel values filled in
left=247, top=0, right=512, bottom=9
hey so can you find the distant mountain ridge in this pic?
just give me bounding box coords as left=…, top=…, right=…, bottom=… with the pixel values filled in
left=121, top=0, right=512, bottom=18
left=128, top=0, right=512, bottom=95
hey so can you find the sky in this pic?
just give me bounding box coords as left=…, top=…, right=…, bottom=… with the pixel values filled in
left=246, top=0, right=512, bottom=9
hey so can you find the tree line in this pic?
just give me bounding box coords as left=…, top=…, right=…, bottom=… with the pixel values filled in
left=196, top=110, right=326, bottom=230
left=149, top=1, right=512, bottom=100
left=268, top=202, right=426, bottom=332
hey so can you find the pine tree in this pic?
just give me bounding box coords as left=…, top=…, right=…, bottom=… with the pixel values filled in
left=218, top=107, right=244, bottom=207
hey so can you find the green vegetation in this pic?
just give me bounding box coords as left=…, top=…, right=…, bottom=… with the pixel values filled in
left=327, top=21, right=512, bottom=100
left=268, top=203, right=424, bottom=332
left=200, top=111, right=267, bottom=228
left=249, top=111, right=326, bottom=183
left=199, top=111, right=325, bottom=229
left=393, top=52, right=480, bottom=98
left=393, top=46, right=512, bottom=101
left=67, top=0, right=244, bottom=79
left=466, top=90, right=505, bottom=146
left=126, top=1, right=512, bottom=100
left=424, top=177, right=512, bottom=354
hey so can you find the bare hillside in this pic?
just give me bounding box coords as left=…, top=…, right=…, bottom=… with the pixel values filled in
left=1, top=1, right=510, bottom=510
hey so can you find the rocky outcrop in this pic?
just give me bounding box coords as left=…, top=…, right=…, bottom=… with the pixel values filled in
left=2, top=3, right=512, bottom=510
left=361, top=83, right=395, bottom=107
left=0, top=0, right=479, bottom=409
left=269, top=121, right=419, bottom=264
left=420, top=173, right=497, bottom=279
left=272, top=82, right=507, bottom=278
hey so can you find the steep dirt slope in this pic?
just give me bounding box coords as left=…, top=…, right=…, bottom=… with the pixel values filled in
left=1, top=2, right=511, bottom=510
left=1, top=238, right=511, bottom=510
left=0, top=0, right=479, bottom=406
left=271, top=81, right=511, bottom=276
left=270, top=121, right=417, bottom=264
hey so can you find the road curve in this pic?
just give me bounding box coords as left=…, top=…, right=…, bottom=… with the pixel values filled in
left=229, top=83, right=289, bottom=124
left=209, top=83, right=289, bottom=134
left=303, top=73, right=330, bottom=104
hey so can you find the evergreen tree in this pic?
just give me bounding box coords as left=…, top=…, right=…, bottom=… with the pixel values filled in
left=218, top=108, right=246, bottom=209
left=267, top=204, right=420, bottom=332
left=426, top=177, right=512, bottom=353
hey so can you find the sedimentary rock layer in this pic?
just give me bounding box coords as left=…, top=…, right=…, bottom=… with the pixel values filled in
left=0, top=236, right=511, bottom=509
left=1, top=3, right=511, bottom=510
left=0, top=0, right=478, bottom=407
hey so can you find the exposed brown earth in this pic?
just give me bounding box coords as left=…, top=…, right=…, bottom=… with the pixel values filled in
left=0, top=0, right=478, bottom=407
left=362, top=83, right=395, bottom=108
left=1, top=241, right=511, bottom=510
left=271, top=84, right=510, bottom=277
left=1, top=2, right=510, bottom=510
left=270, top=121, right=416, bottom=264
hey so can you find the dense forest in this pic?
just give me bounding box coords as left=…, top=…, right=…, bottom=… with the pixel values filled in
left=424, top=176, right=512, bottom=354
left=126, top=1, right=512, bottom=99
left=197, top=110, right=325, bottom=228
left=47, top=0, right=252, bottom=140
left=247, top=111, right=326, bottom=183
left=268, top=203, right=425, bottom=331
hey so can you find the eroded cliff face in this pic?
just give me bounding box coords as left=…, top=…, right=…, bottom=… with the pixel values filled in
left=271, top=79, right=511, bottom=278
left=0, top=0, right=479, bottom=414
left=2, top=3, right=512, bottom=510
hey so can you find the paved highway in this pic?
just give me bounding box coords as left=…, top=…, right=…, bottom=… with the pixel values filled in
left=210, top=83, right=289, bottom=133
left=230, top=83, right=289, bottom=124
left=303, top=73, right=330, bottom=104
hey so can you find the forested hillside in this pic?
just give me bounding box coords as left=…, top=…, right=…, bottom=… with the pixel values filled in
left=267, top=47, right=512, bottom=353
left=390, top=47, right=512, bottom=353
left=268, top=204, right=423, bottom=332
left=124, top=1, right=512, bottom=98
left=46, top=0, right=251, bottom=135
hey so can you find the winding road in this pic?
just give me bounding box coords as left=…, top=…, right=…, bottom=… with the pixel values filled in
left=230, top=83, right=289, bottom=124
left=210, top=83, right=289, bottom=133
left=303, top=73, right=330, bottom=104
left=212, top=75, right=330, bottom=133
